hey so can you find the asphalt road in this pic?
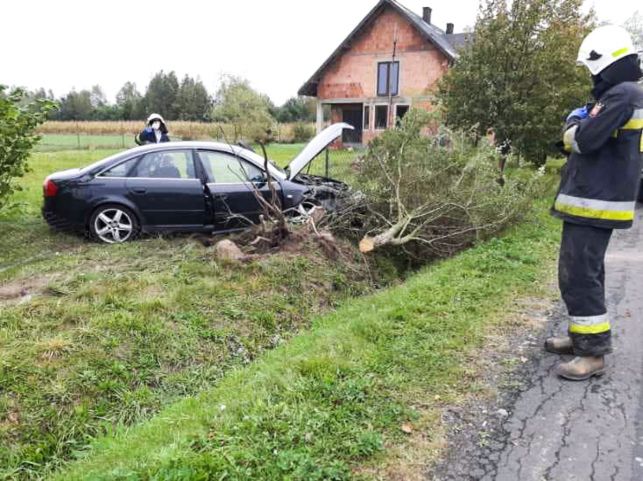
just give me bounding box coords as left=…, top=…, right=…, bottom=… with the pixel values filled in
left=431, top=210, right=643, bottom=481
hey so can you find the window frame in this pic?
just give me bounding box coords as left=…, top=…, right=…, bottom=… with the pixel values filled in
left=374, top=105, right=389, bottom=130
left=363, top=105, right=371, bottom=130
left=377, top=61, right=400, bottom=97
left=395, top=104, right=410, bottom=125
left=129, top=150, right=197, bottom=180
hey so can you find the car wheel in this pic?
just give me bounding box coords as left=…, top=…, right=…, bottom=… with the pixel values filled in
left=89, top=204, right=139, bottom=244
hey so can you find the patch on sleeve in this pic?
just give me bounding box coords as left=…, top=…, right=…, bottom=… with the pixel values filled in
left=590, top=102, right=604, bottom=118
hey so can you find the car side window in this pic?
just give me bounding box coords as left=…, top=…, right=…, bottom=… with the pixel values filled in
left=198, top=151, right=264, bottom=183
left=131, top=151, right=196, bottom=179
left=100, top=157, right=139, bottom=178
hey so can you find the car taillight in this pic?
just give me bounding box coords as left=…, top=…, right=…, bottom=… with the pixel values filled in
left=43, top=178, right=58, bottom=197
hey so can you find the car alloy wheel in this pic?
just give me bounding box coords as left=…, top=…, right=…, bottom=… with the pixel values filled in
left=92, top=207, right=135, bottom=244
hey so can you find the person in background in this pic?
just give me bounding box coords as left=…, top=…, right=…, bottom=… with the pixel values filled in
left=135, top=113, right=170, bottom=145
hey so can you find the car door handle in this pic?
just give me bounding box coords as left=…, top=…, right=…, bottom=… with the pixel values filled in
left=133, top=188, right=147, bottom=194
left=213, top=193, right=228, bottom=200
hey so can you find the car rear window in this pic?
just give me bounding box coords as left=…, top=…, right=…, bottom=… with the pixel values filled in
left=100, top=158, right=139, bottom=178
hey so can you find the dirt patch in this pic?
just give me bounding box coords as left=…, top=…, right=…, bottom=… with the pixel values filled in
left=0, top=275, right=54, bottom=304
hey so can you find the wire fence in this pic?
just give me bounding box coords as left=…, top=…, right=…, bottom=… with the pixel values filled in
left=1, top=144, right=363, bottom=277
left=35, top=122, right=318, bottom=152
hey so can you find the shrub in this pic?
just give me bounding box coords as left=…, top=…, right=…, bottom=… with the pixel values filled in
left=353, top=109, right=545, bottom=259
left=0, top=87, right=56, bottom=207
left=292, top=122, right=315, bottom=143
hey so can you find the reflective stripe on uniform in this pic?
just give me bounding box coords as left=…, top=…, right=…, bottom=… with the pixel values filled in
left=621, top=108, right=643, bottom=130
left=569, top=313, right=611, bottom=335
left=563, top=125, right=581, bottom=153
left=554, top=193, right=635, bottom=221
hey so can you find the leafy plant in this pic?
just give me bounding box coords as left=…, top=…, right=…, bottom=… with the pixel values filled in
left=355, top=109, right=545, bottom=258
left=0, top=86, right=56, bottom=207
left=438, top=0, right=594, bottom=165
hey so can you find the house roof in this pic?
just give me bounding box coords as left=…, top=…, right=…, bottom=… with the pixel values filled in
left=298, top=0, right=464, bottom=97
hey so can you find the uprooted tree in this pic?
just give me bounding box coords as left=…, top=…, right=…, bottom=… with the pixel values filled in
left=355, top=109, right=544, bottom=258
left=0, top=86, right=56, bottom=208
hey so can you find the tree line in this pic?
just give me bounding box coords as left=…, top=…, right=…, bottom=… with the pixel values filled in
left=18, top=71, right=316, bottom=124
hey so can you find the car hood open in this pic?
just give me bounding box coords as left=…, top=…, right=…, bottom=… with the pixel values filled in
left=285, top=123, right=354, bottom=180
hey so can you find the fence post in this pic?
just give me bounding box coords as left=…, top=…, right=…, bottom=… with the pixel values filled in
left=121, top=121, right=125, bottom=148
left=76, top=121, right=81, bottom=149
left=325, top=148, right=330, bottom=178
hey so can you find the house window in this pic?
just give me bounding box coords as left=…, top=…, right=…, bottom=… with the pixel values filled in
left=375, top=105, right=388, bottom=129
left=395, top=105, right=409, bottom=125
left=363, top=106, right=370, bottom=130
left=377, top=61, right=399, bottom=97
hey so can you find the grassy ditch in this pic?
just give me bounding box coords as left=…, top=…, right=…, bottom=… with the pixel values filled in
left=0, top=147, right=369, bottom=480
left=50, top=197, right=561, bottom=481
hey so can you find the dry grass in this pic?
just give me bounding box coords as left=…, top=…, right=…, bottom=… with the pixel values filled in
left=38, top=121, right=313, bottom=143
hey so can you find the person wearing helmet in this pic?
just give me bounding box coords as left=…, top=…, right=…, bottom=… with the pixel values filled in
left=135, top=113, right=170, bottom=145
left=548, top=25, right=643, bottom=381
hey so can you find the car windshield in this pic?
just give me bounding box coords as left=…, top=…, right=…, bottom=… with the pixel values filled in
left=240, top=148, right=286, bottom=176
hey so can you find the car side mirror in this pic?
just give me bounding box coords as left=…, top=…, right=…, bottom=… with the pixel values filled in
left=251, top=173, right=268, bottom=186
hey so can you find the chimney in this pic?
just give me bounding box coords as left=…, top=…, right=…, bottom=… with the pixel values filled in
left=422, top=7, right=432, bottom=24
left=446, top=22, right=454, bottom=34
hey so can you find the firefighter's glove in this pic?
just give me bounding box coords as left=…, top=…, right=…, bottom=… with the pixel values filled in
left=566, top=106, right=589, bottom=122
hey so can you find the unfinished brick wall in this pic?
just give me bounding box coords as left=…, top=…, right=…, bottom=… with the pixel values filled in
left=317, top=6, right=449, bottom=100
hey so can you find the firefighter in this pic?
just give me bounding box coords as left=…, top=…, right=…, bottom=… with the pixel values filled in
left=135, top=113, right=170, bottom=145
left=547, top=25, right=643, bottom=381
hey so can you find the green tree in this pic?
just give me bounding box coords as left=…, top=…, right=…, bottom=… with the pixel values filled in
left=176, top=75, right=212, bottom=121
left=0, top=86, right=56, bottom=205
left=438, top=0, right=594, bottom=165
left=275, top=96, right=316, bottom=123
left=211, top=75, right=275, bottom=141
left=116, top=81, right=144, bottom=120
left=143, top=71, right=179, bottom=119
left=56, top=89, right=93, bottom=120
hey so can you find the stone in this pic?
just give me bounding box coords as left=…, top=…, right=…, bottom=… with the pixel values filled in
left=213, top=240, right=245, bottom=262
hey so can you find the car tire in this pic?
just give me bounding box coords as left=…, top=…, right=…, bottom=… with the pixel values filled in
left=89, top=204, right=140, bottom=244
left=638, top=180, right=643, bottom=203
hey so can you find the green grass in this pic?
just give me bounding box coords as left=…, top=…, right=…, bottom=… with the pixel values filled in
left=0, top=148, right=373, bottom=480
left=2, top=143, right=556, bottom=480
left=35, top=135, right=136, bottom=152
left=49, top=198, right=561, bottom=481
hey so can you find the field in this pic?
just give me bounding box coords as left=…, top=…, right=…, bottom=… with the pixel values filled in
left=0, top=145, right=372, bottom=480
left=1, top=139, right=561, bottom=480
left=37, top=121, right=314, bottom=145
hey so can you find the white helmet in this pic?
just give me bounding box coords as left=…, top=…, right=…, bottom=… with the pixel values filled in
left=146, top=113, right=165, bottom=125
left=577, top=25, right=636, bottom=76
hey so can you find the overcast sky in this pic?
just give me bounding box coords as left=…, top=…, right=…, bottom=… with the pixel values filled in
left=1, top=0, right=640, bottom=105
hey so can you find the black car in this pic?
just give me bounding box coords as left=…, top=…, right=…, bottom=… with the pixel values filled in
left=43, top=124, right=354, bottom=243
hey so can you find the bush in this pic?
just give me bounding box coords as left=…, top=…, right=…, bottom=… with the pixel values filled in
left=0, top=87, right=56, bottom=207
left=353, top=109, right=545, bottom=259
left=292, top=122, right=315, bottom=143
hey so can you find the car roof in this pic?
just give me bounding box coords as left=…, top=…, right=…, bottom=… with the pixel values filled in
left=83, top=141, right=286, bottom=179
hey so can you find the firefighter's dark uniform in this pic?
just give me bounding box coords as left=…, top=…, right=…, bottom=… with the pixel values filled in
left=552, top=80, right=643, bottom=356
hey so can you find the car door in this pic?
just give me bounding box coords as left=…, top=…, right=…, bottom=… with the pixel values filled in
left=124, top=149, right=207, bottom=228
left=195, top=149, right=281, bottom=229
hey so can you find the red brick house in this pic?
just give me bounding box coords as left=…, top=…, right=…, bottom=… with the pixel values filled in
left=299, top=0, right=468, bottom=145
